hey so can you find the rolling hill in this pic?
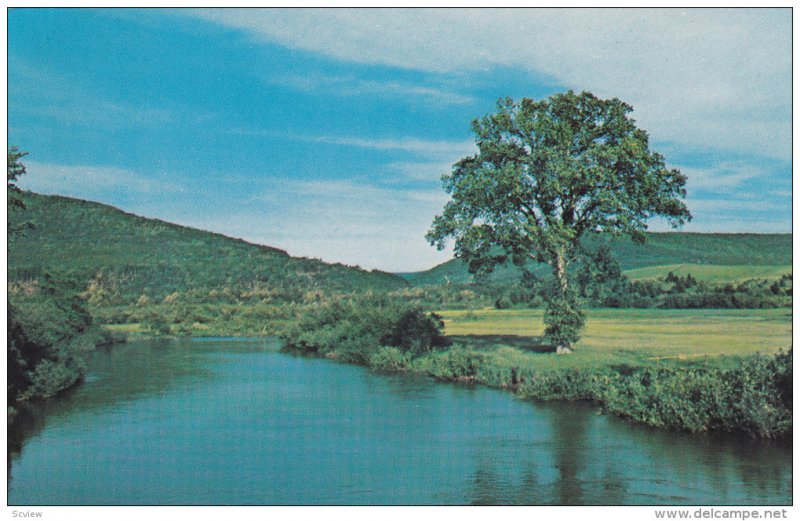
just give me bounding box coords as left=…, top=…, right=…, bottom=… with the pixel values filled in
left=8, top=192, right=792, bottom=301
left=8, top=192, right=408, bottom=301
left=401, top=233, right=792, bottom=286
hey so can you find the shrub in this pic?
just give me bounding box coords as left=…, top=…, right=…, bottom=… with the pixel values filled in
left=20, top=353, right=85, bottom=400
left=419, top=345, right=487, bottom=381
left=143, top=312, right=172, bottom=336
left=594, top=351, right=792, bottom=438
left=543, top=292, right=585, bottom=348
left=510, top=350, right=792, bottom=439
left=380, top=309, right=446, bottom=355
left=8, top=273, right=124, bottom=407
left=517, top=369, right=600, bottom=401
left=281, top=296, right=446, bottom=363
left=369, top=346, right=412, bottom=372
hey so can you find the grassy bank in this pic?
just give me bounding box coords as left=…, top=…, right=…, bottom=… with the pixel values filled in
left=439, top=308, right=791, bottom=367
left=282, top=303, right=792, bottom=439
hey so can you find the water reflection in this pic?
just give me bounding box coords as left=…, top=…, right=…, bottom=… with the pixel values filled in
left=457, top=398, right=791, bottom=506
left=7, top=338, right=275, bottom=475
left=549, top=402, right=592, bottom=505
left=461, top=401, right=629, bottom=505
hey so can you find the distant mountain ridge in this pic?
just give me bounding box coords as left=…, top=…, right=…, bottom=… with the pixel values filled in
left=401, top=232, right=792, bottom=286
left=8, top=192, right=408, bottom=300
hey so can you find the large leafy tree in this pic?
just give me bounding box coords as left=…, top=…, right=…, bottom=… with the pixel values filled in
left=427, top=91, right=691, bottom=352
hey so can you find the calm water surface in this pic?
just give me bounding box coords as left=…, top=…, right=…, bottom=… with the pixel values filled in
left=7, top=338, right=791, bottom=505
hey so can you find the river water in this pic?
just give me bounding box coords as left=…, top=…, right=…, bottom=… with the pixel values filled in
left=7, top=338, right=791, bottom=505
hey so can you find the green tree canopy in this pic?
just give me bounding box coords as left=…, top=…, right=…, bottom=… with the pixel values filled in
left=8, top=146, right=31, bottom=237
left=8, top=146, right=27, bottom=210
left=427, top=91, right=691, bottom=351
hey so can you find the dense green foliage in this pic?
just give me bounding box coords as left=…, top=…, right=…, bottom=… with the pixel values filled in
left=7, top=273, right=122, bottom=411
left=393, top=268, right=792, bottom=311
left=517, top=350, right=793, bottom=439
left=490, top=271, right=793, bottom=310
left=427, top=91, right=691, bottom=347
left=281, top=296, right=447, bottom=363
left=542, top=291, right=585, bottom=349
left=7, top=146, right=28, bottom=233
left=8, top=191, right=407, bottom=304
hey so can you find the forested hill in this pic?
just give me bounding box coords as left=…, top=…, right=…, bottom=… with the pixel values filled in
left=8, top=192, right=408, bottom=301
left=402, top=232, right=792, bottom=286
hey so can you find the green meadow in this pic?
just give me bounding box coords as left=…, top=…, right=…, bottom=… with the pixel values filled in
left=438, top=308, right=791, bottom=369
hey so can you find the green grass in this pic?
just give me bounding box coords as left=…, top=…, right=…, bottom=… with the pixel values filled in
left=437, top=308, right=792, bottom=370
left=624, top=264, right=791, bottom=282
left=104, top=323, right=145, bottom=333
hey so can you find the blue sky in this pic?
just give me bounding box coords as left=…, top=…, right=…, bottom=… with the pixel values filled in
left=8, top=8, right=792, bottom=272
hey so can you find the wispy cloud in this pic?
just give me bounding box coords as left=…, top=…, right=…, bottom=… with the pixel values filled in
left=255, top=178, right=446, bottom=207
left=227, top=127, right=476, bottom=161
left=388, top=161, right=455, bottom=182
left=687, top=198, right=789, bottom=213
left=680, top=163, right=766, bottom=192
left=9, top=56, right=173, bottom=128
left=268, top=73, right=475, bottom=105
left=188, top=8, right=790, bottom=159
left=302, top=135, right=475, bottom=160
left=19, top=161, right=183, bottom=200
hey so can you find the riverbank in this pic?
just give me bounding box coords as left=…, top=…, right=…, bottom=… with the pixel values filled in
left=365, top=345, right=791, bottom=439
left=8, top=319, right=127, bottom=425
left=281, top=304, right=792, bottom=440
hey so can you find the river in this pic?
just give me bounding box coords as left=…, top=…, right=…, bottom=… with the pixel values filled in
left=7, top=338, right=791, bottom=505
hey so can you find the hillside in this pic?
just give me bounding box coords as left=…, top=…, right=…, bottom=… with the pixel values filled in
left=8, top=192, right=408, bottom=301
left=402, top=233, right=792, bottom=286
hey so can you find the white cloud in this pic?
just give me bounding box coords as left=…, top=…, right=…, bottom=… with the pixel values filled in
left=269, top=73, right=475, bottom=105
left=650, top=216, right=791, bottom=234
left=19, top=161, right=182, bottom=199
left=305, top=135, right=475, bottom=160
left=680, top=163, right=766, bottom=192
left=189, top=8, right=790, bottom=159
left=254, top=178, right=448, bottom=212
left=226, top=128, right=475, bottom=162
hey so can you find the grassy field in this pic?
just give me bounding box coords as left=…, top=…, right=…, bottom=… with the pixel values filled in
left=438, top=308, right=792, bottom=370
left=623, top=264, right=791, bottom=282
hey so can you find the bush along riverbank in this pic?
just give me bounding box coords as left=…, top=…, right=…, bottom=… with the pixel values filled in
left=281, top=297, right=792, bottom=440
left=8, top=273, right=127, bottom=422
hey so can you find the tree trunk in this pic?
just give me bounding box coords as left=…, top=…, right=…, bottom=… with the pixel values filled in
left=553, top=249, right=569, bottom=296
left=552, top=248, right=574, bottom=354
